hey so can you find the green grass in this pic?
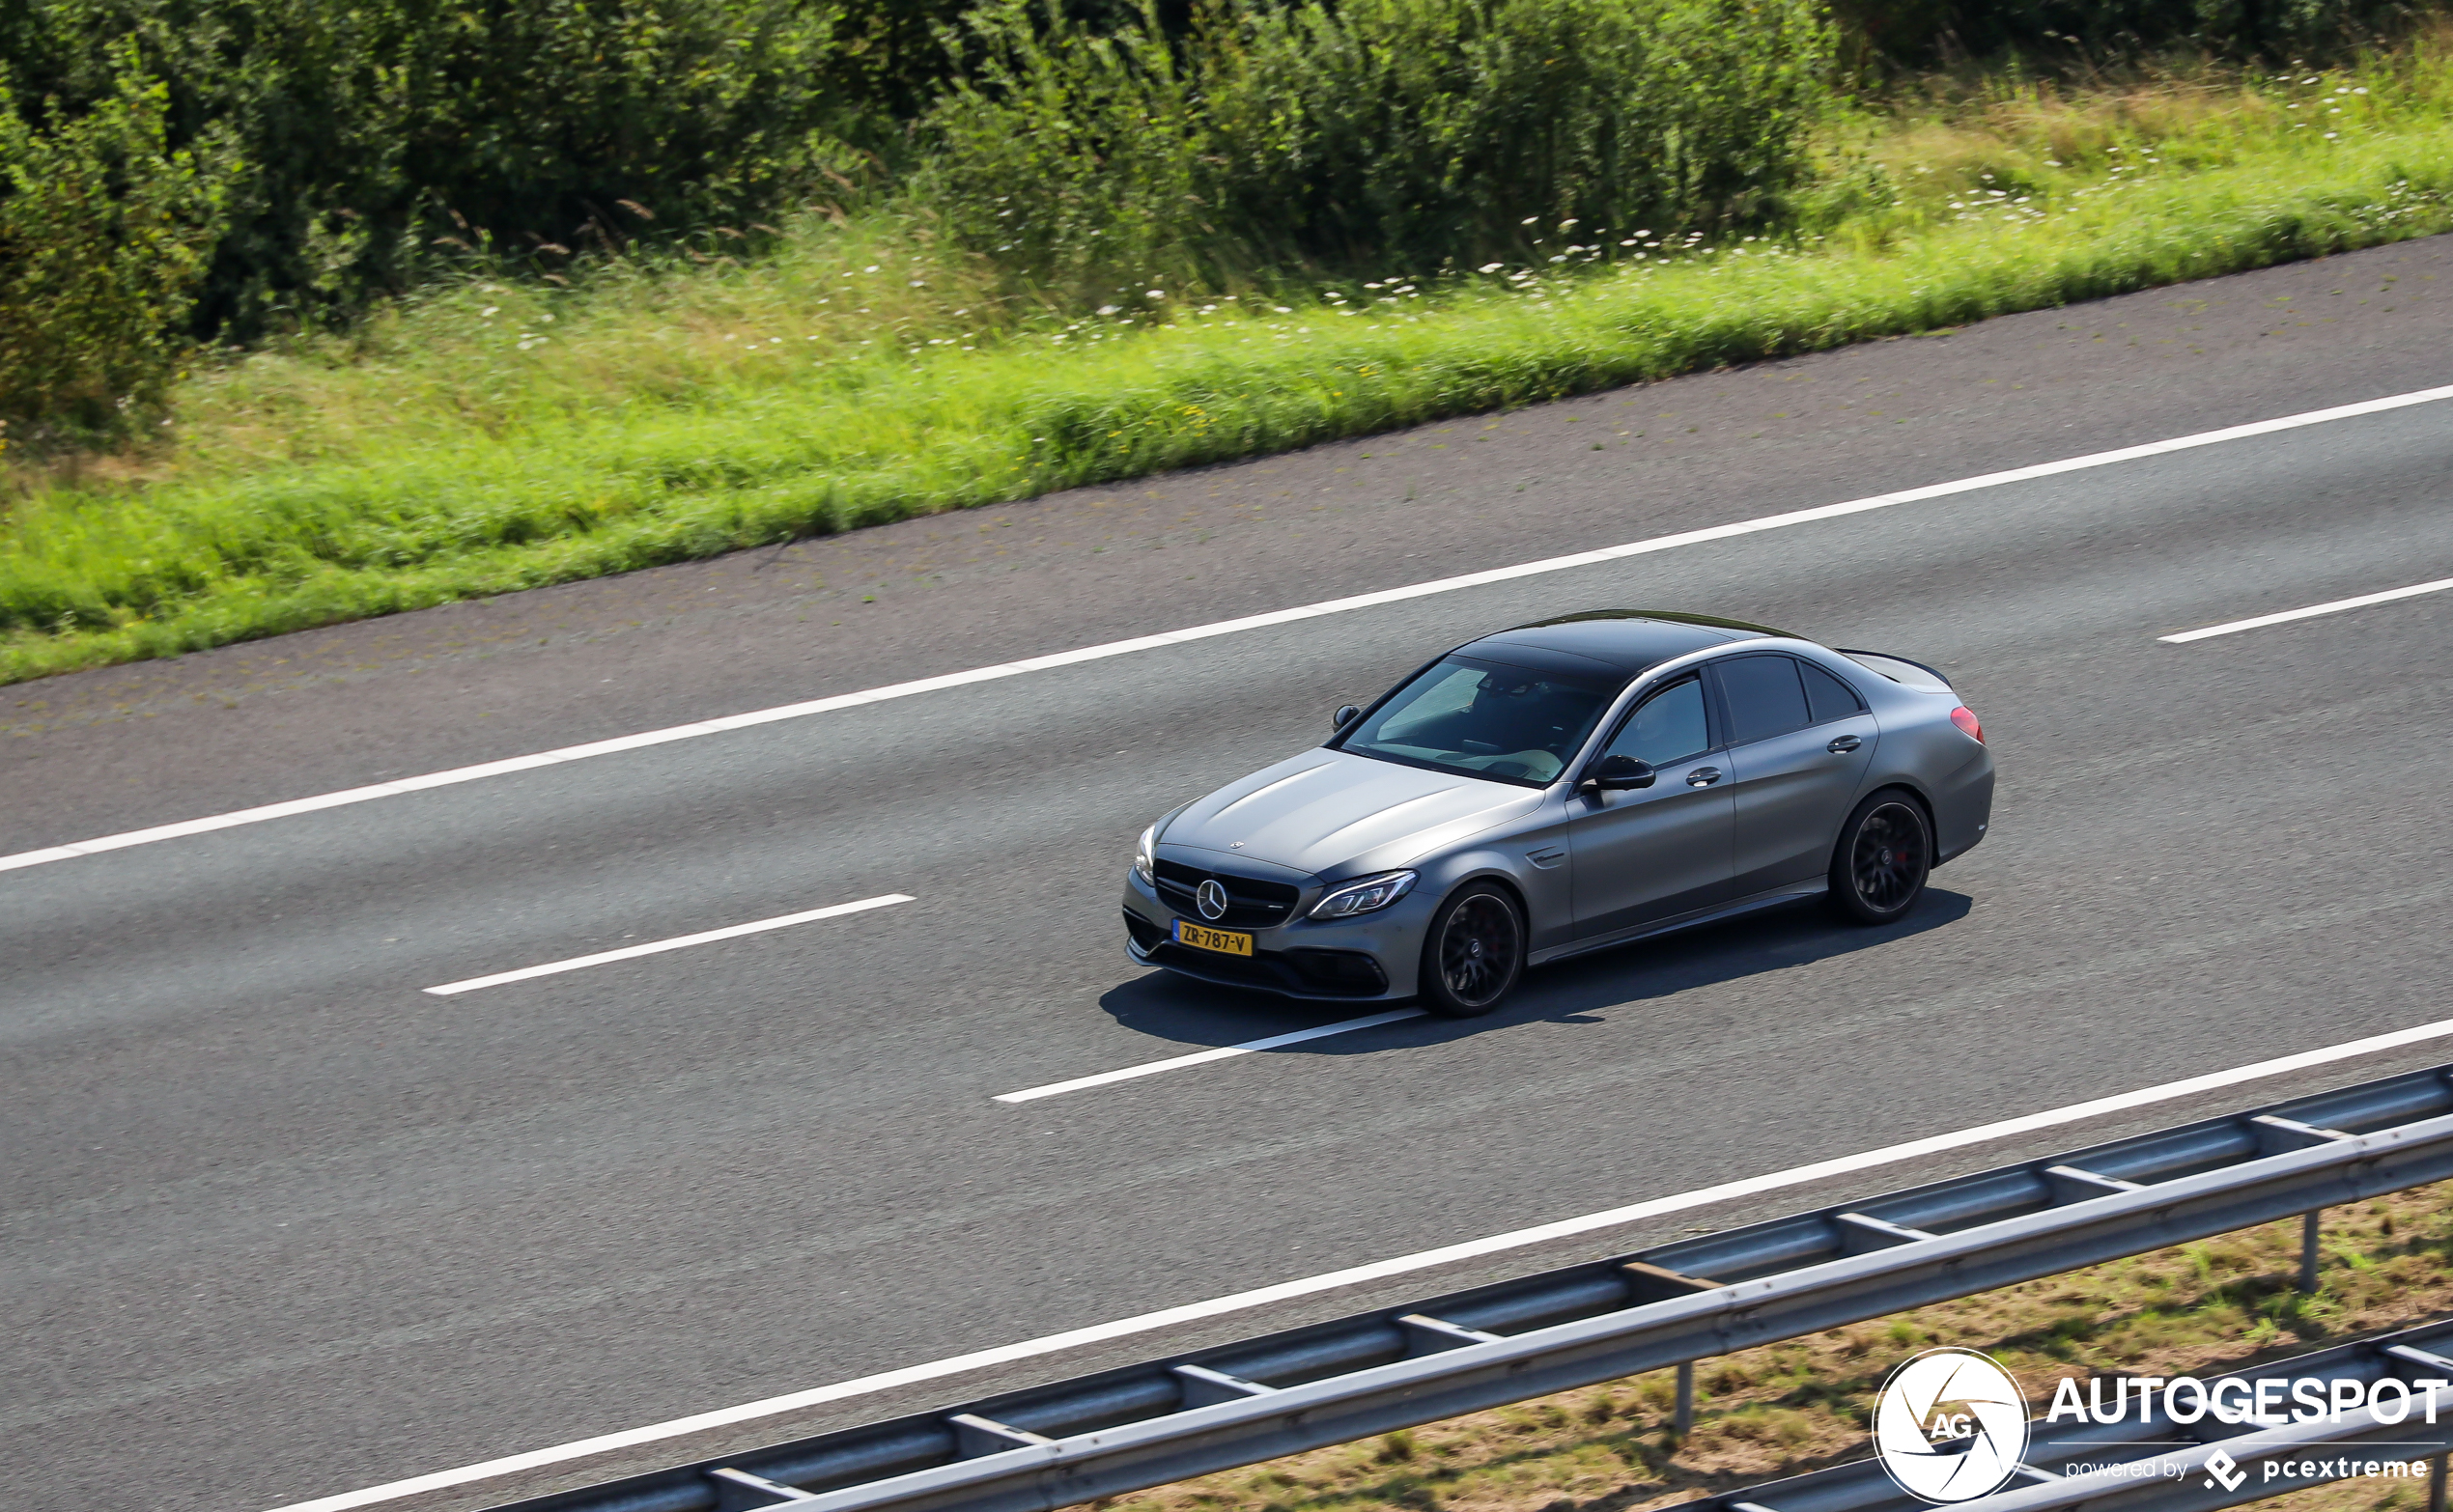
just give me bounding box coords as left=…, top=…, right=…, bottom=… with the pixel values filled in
left=6, top=43, right=2453, bottom=686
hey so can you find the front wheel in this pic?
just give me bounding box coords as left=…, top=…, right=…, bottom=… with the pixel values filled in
left=1828, top=791, right=1932, bottom=925
left=1419, top=882, right=1525, bottom=1018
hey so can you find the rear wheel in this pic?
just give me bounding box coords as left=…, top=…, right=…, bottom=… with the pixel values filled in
left=1828, top=791, right=1932, bottom=925
left=1419, top=882, right=1524, bottom=1018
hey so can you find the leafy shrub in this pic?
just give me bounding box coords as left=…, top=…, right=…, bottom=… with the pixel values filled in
left=1835, top=0, right=2426, bottom=68
left=921, top=2, right=1212, bottom=291
left=1, top=0, right=869, bottom=341
left=1208, top=0, right=1834, bottom=266
left=0, top=44, right=233, bottom=442
left=923, top=0, right=1836, bottom=293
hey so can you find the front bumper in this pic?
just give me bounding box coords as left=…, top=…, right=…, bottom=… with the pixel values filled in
left=1120, top=869, right=1430, bottom=1001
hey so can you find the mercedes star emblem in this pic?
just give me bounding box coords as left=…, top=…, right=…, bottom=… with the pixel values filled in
left=1196, top=880, right=1229, bottom=920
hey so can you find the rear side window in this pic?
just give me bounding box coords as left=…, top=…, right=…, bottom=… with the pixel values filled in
left=1717, top=656, right=1810, bottom=744
left=1799, top=660, right=1867, bottom=723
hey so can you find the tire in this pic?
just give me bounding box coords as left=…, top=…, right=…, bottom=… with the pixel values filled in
left=1418, top=882, right=1525, bottom=1018
left=1828, top=791, right=1933, bottom=925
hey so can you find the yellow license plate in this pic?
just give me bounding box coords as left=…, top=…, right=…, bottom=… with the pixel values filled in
left=1172, top=919, right=1254, bottom=956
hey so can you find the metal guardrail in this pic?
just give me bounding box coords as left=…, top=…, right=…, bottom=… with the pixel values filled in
left=492, top=1064, right=2453, bottom=1512
left=1671, top=1315, right=2453, bottom=1512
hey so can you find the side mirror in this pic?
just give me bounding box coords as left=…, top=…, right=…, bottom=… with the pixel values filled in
left=1333, top=705, right=1362, bottom=732
left=1584, top=754, right=1655, bottom=792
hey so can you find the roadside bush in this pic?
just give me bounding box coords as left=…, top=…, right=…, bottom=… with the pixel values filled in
left=0, top=46, right=233, bottom=444
left=1835, top=0, right=2427, bottom=68
left=818, top=0, right=1198, bottom=125
left=921, top=1, right=1212, bottom=291
left=0, top=0, right=869, bottom=341
left=922, top=0, right=1836, bottom=293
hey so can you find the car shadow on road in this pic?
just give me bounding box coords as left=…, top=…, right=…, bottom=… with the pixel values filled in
left=1096, top=888, right=1975, bottom=1053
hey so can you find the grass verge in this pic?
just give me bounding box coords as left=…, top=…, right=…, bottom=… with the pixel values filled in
left=5, top=43, right=2452, bottom=686
left=1095, top=1183, right=2453, bottom=1512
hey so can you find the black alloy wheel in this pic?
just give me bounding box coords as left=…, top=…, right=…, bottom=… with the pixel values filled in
left=1829, top=791, right=1932, bottom=925
left=1420, top=882, right=1525, bottom=1018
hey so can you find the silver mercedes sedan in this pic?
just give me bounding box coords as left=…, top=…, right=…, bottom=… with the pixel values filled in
left=1122, top=611, right=1993, bottom=1016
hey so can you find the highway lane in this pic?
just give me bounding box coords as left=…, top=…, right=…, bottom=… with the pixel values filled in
left=10, top=236, right=2452, bottom=852
left=5, top=255, right=2453, bottom=1511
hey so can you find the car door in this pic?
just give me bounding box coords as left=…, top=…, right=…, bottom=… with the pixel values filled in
left=1711, top=654, right=1878, bottom=895
left=1566, top=674, right=1734, bottom=940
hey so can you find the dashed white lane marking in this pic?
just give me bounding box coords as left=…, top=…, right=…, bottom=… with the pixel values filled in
left=422, top=894, right=913, bottom=995
left=15, top=380, right=2453, bottom=879
left=264, top=1010, right=2453, bottom=1512
left=994, top=1008, right=1427, bottom=1103
left=2160, top=575, right=2453, bottom=643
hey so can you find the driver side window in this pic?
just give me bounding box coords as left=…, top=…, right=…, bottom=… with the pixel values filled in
left=1601, top=677, right=1709, bottom=770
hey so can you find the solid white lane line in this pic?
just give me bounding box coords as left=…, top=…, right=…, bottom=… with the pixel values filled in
left=18, top=383, right=2453, bottom=882
left=14, top=382, right=2453, bottom=881
left=422, top=895, right=913, bottom=995
left=2160, top=575, right=2453, bottom=643
left=994, top=1008, right=1428, bottom=1103
left=266, top=1011, right=2453, bottom=1512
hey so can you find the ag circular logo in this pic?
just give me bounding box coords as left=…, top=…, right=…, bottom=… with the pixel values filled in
left=1872, top=1348, right=2030, bottom=1503
left=1196, top=880, right=1229, bottom=920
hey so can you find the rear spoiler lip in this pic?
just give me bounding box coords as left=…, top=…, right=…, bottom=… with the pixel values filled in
left=1834, top=648, right=1957, bottom=692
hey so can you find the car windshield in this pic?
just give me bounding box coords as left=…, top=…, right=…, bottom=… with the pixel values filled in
left=1338, top=657, right=1615, bottom=786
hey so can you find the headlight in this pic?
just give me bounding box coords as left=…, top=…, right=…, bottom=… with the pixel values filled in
left=1309, top=870, right=1417, bottom=920
left=1134, top=823, right=1158, bottom=885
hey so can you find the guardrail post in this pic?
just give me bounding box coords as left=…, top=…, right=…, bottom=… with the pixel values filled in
left=2301, top=1209, right=2323, bottom=1294
left=1675, top=1360, right=1695, bottom=1436
left=2430, top=1451, right=2447, bottom=1512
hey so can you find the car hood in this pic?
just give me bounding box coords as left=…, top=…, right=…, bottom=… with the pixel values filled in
left=1161, top=750, right=1539, bottom=877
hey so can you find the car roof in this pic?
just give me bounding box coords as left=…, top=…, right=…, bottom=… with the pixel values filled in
left=1462, top=609, right=1787, bottom=675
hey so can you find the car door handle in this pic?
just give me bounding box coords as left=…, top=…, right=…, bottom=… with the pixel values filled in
left=1826, top=735, right=1862, bottom=753
left=1685, top=766, right=1723, bottom=787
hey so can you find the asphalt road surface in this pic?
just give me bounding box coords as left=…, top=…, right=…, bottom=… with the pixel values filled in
left=5, top=236, right=2452, bottom=1512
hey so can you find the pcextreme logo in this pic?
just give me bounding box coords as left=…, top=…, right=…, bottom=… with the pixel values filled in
left=1872, top=1348, right=2031, bottom=1502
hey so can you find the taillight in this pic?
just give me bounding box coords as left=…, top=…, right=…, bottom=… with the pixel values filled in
left=1951, top=706, right=1985, bottom=743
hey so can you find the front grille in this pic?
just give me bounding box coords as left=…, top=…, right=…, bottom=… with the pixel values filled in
left=1152, top=859, right=1302, bottom=930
